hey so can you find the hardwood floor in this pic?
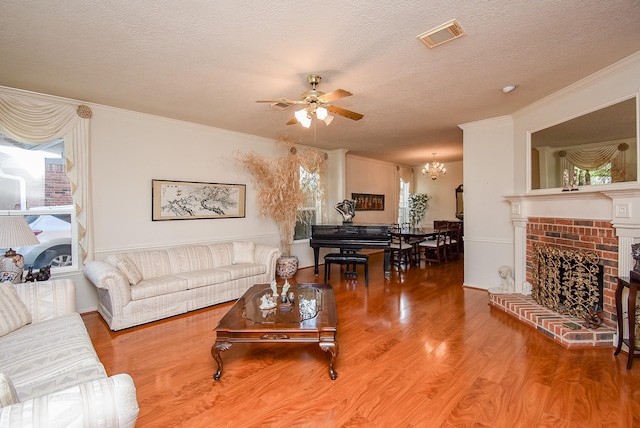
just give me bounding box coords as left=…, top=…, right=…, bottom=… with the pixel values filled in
left=82, top=253, right=640, bottom=427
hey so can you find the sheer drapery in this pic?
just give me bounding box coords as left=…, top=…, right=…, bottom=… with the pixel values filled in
left=0, top=88, right=93, bottom=264
left=559, top=143, right=628, bottom=183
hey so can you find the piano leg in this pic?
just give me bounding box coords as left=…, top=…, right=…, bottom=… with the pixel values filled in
left=313, top=247, right=320, bottom=276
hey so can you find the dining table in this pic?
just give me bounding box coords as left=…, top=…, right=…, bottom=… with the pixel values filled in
left=391, top=226, right=439, bottom=266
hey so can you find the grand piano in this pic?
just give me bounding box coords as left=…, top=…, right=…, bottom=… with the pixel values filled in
left=310, top=224, right=391, bottom=277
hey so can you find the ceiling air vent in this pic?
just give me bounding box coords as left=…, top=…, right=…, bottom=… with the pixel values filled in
left=269, top=101, right=294, bottom=110
left=417, top=19, right=466, bottom=48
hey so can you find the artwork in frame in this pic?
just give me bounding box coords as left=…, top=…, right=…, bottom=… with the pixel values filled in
left=351, top=193, right=385, bottom=211
left=152, top=179, right=246, bottom=220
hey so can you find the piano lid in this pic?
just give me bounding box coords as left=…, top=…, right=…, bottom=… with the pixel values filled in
left=311, top=224, right=390, bottom=237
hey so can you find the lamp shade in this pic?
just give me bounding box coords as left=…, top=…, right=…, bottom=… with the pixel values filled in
left=0, top=216, right=40, bottom=249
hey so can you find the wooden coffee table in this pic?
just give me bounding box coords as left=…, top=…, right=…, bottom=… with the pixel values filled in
left=211, top=282, right=338, bottom=380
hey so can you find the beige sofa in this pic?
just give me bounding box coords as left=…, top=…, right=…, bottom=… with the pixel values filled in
left=0, top=279, right=139, bottom=428
left=83, top=241, right=281, bottom=331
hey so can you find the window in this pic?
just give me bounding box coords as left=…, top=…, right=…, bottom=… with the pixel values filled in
left=398, top=179, right=410, bottom=225
left=294, top=167, right=321, bottom=240
left=573, top=164, right=612, bottom=186
left=0, top=133, right=76, bottom=272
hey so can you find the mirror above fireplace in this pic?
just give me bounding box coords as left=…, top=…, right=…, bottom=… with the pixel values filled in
left=529, top=96, right=638, bottom=190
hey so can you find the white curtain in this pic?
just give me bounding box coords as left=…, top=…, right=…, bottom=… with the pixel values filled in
left=559, top=143, right=628, bottom=183
left=0, top=88, right=93, bottom=264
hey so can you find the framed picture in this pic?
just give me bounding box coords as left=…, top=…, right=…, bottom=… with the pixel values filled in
left=152, top=179, right=246, bottom=220
left=351, top=193, right=385, bottom=211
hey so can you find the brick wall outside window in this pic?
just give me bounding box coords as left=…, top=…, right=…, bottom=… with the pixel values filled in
left=44, top=163, right=72, bottom=207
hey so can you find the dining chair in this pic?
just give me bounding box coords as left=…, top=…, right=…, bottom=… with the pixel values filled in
left=445, top=221, right=463, bottom=259
left=390, top=224, right=413, bottom=269
left=418, top=226, right=448, bottom=265
left=401, top=222, right=426, bottom=263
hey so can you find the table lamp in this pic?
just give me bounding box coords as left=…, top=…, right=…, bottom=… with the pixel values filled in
left=0, top=216, right=40, bottom=284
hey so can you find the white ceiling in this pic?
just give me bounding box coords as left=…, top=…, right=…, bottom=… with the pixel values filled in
left=1, top=1, right=639, bottom=166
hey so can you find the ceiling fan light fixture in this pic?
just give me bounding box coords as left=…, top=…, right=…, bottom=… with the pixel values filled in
left=316, top=106, right=328, bottom=120
left=323, top=114, right=334, bottom=126
left=295, top=109, right=312, bottom=128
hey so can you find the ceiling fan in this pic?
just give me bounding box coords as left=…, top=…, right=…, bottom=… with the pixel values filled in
left=256, top=74, right=363, bottom=127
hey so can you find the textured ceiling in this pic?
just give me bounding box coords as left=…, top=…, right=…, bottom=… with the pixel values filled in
left=1, top=1, right=639, bottom=166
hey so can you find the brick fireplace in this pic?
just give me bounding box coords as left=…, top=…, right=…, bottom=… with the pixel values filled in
left=526, top=217, right=618, bottom=327
left=494, top=189, right=640, bottom=348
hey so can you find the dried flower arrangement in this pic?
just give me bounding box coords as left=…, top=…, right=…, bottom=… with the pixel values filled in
left=237, top=135, right=326, bottom=255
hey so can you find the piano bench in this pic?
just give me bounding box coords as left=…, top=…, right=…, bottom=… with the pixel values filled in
left=324, top=253, right=369, bottom=286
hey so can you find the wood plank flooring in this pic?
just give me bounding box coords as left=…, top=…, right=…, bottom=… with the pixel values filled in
left=82, top=253, right=640, bottom=427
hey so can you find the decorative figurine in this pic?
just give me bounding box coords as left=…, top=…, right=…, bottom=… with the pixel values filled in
left=571, top=171, right=579, bottom=191
left=335, top=199, right=356, bottom=223
left=282, top=281, right=290, bottom=296
left=562, top=168, right=570, bottom=191
left=270, top=279, right=279, bottom=297
left=631, top=243, right=640, bottom=281
left=259, top=293, right=276, bottom=310
left=24, top=266, right=36, bottom=282
left=633, top=243, right=640, bottom=272
left=488, top=265, right=515, bottom=294
left=36, top=265, right=51, bottom=281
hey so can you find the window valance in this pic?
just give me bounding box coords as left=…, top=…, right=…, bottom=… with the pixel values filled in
left=0, top=87, right=93, bottom=264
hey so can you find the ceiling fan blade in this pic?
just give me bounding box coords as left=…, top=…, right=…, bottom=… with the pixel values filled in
left=318, top=89, right=352, bottom=103
left=327, top=105, right=364, bottom=121
left=255, top=99, right=303, bottom=110
left=286, top=117, right=298, bottom=125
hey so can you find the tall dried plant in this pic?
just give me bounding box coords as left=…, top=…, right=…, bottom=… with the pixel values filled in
left=237, top=135, right=326, bottom=255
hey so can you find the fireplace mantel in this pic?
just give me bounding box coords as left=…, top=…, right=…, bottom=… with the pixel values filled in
left=504, top=186, right=640, bottom=294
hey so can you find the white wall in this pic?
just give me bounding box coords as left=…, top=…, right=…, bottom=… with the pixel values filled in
left=345, top=154, right=398, bottom=225
left=459, top=116, right=515, bottom=289
left=460, top=51, right=640, bottom=291
left=414, top=160, right=463, bottom=227
left=78, top=105, right=290, bottom=312
left=513, top=52, right=640, bottom=194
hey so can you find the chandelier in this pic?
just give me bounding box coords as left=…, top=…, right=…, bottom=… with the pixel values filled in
left=294, top=102, right=334, bottom=128
left=422, top=153, right=446, bottom=180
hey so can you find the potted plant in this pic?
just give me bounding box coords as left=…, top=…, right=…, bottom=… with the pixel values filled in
left=408, top=193, right=431, bottom=229
left=238, top=135, right=325, bottom=279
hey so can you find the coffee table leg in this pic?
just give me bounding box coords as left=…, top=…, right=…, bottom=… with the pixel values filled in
left=320, top=342, right=338, bottom=380
left=211, top=341, right=231, bottom=381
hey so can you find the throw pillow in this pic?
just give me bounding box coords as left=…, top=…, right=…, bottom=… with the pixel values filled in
left=0, top=283, right=32, bottom=337
left=116, top=256, right=143, bottom=285
left=232, top=242, right=255, bottom=264
left=0, top=372, right=19, bottom=407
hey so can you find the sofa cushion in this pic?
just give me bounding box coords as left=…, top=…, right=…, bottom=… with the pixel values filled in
left=0, top=372, right=18, bottom=407
left=218, top=263, right=266, bottom=280
left=175, top=269, right=231, bottom=289
left=116, top=255, right=143, bottom=285
left=0, top=313, right=105, bottom=400
left=129, top=276, right=188, bottom=301
left=232, top=242, right=255, bottom=264
left=167, top=245, right=215, bottom=273
left=0, top=283, right=32, bottom=337
left=120, top=250, right=172, bottom=280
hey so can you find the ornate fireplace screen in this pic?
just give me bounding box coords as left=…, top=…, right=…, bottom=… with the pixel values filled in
left=532, top=244, right=604, bottom=318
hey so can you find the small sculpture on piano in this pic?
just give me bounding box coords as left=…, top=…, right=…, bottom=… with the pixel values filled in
left=335, top=199, right=356, bottom=223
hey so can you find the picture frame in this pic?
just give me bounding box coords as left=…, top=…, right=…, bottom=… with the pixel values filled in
left=351, top=193, right=385, bottom=211
left=152, top=179, right=246, bottom=221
